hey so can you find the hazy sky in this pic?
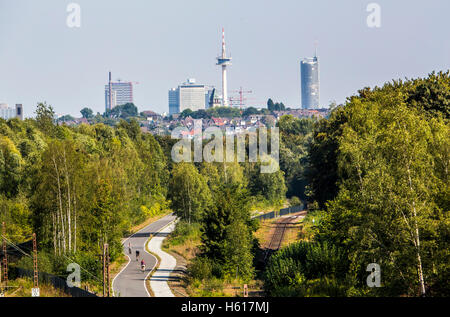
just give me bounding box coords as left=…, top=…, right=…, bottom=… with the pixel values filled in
left=0, top=0, right=449, bottom=117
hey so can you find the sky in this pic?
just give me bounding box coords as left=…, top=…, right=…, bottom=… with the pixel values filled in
left=0, top=0, right=449, bottom=118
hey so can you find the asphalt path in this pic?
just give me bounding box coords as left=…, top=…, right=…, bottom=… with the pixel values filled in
left=112, top=213, right=177, bottom=297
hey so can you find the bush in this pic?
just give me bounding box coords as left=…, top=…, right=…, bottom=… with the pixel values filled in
left=290, top=196, right=302, bottom=207
left=264, top=241, right=350, bottom=297
left=16, top=251, right=54, bottom=273
left=203, top=277, right=224, bottom=293
left=188, top=257, right=213, bottom=281
left=167, top=221, right=201, bottom=247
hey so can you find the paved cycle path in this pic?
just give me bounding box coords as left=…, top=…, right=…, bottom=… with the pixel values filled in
left=148, top=221, right=177, bottom=297
left=112, top=213, right=176, bottom=297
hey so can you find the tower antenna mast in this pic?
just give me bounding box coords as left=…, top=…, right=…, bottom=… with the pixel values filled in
left=217, top=28, right=232, bottom=107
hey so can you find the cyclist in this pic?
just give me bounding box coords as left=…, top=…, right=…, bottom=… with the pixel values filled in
left=140, top=259, right=146, bottom=272
left=135, top=250, right=140, bottom=261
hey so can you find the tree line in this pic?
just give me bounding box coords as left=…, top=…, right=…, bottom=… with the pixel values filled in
left=265, top=71, right=450, bottom=297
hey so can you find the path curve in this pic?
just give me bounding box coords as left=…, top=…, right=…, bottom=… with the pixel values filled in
left=112, top=213, right=176, bottom=297
left=148, top=221, right=177, bottom=297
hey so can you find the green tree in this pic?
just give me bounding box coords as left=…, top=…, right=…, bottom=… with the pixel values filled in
left=169, top=163, right=212, bottom=223
left=107, top=103, right=138, bottom=119
left=407, top=71, right=450, bottom=119
left=200, top=183, right=255, bottom=280
left=316, top=92, right=449, bottom=296
left=247, top=164, right=287, bottom=206
left=278, top=115, right=314, bottom=199
left=80, top=107, right=94, bottom=119
left=180, top=108, right=193, bottom=118
left=35, top=102, right=55, bottom=134
left=267, top=99, right=275, bottom=111
left=0, top=136, right=23, bottom=197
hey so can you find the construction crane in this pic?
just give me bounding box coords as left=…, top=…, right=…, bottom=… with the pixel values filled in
left=230, top=87, right=253, bottom=108
left=116, top=78, right=140, bottom=85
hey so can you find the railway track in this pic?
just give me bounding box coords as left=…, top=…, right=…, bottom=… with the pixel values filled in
left=263, top=211, right=307, bottom=262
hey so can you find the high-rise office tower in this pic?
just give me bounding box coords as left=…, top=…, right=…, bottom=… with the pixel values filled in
left=300, top=54, right=320, bottom=109
left=168, top=79, right=214, bottom=115
left=168, top=88, right=179, bottom=115
left=105, top=72, right=134, bottom=112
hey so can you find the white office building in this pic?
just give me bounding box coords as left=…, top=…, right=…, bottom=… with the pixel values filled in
left=0, top=103, right=23, bottom=120
left=168, top=79, right=217, bottom=115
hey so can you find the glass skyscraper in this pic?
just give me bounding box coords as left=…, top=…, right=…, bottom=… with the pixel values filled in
left=300, top=55, right=320, bottom=109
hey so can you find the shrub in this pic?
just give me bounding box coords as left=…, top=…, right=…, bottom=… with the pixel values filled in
left=167, top=221, right=201, bottom=247
left=188, top=257, right=212, bottom=281
left=290, top=196, right=302, bottom=207
left=264, top=241, right=350, bottom=296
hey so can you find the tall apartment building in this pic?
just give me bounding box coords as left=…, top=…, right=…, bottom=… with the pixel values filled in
left=300, top=55, right=320, bottom=109
left=168, top=79, right=216, bottom=115
left=0, top=103, right=23, bottom=120
left=105, top=74, right=134, bottom=112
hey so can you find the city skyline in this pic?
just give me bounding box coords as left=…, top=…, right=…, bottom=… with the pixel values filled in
left=0, top=0, right=449, bottom=118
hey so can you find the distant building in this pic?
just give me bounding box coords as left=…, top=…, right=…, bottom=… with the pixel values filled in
left=168, top=79, right=217, bottom=115
left=205, top=88, right=221, bottom=109
left=105, top=75, right=134, bottom=112
left=16, top=104, right=23, bottom=120
left=141, top=110, right=161, bottom=121
left=300, top=55, right=320, bottom=109
left=168, top=88, right=179, bottom=115
left=0, top=103, right=23, bottom=120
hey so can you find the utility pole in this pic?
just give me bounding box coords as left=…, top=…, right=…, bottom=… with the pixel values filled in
left=32, top=233, right=39, bottom=297
left=102, top=243, right=110, bottom=297
left=0, top=224, right=2, bottom=295
left=107, top=245, right=111, bottom=297
left=102, top=243, right=106, bottom=297
left=2, top=222, right=7, bottom=289
left=0, top=258, right=2, bottom=296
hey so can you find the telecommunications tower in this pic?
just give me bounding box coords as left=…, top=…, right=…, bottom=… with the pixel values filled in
left=216, top=28, right=232, bottom=107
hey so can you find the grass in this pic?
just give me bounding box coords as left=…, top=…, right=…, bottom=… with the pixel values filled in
left=185, top=277, right=265, bottom=297
left=3, top=277, right=70, bottom=297
left=254, top=219, right=275, bottom=249
left=162, top=221, right=201, bottom=262
left=249, top=200, right=290, bottom=218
